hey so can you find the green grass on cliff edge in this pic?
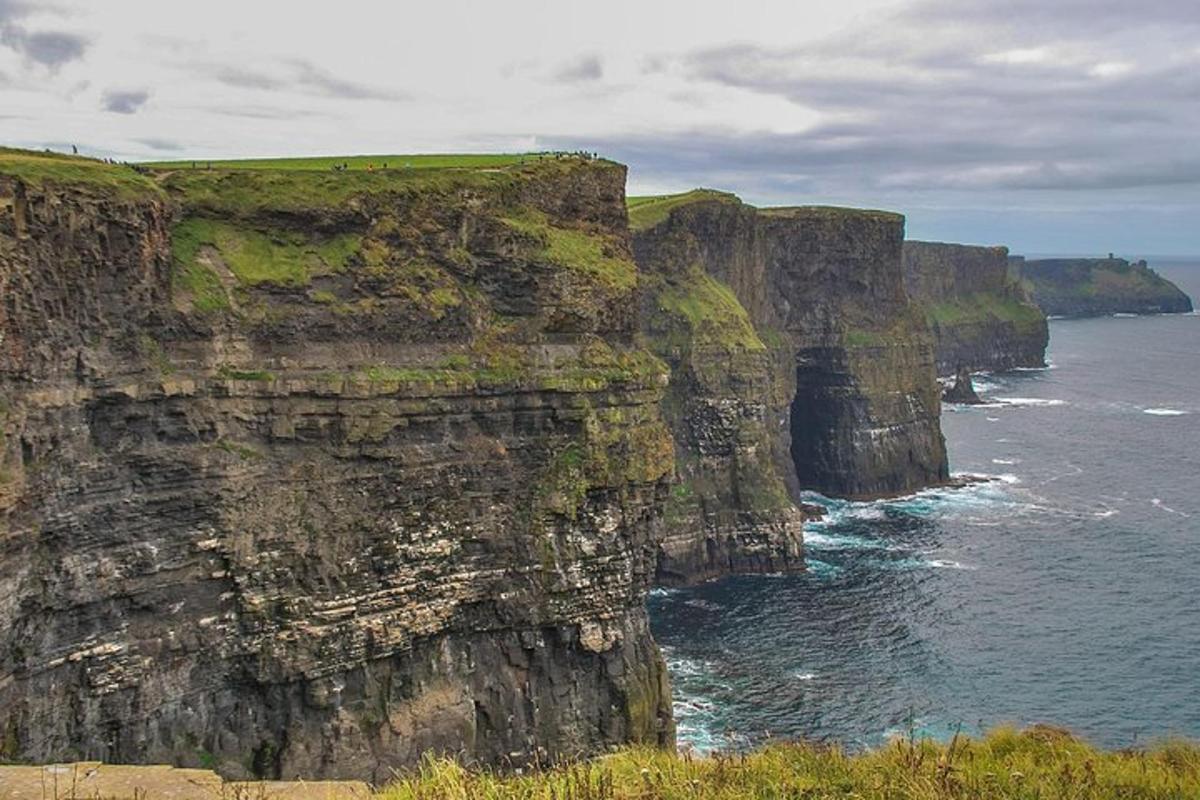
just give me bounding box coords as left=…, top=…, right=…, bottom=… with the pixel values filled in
left=0, top=147, right=162, bottom=197
left=377, top=727, right=1200, bottom=799
left=143, top=153, right=554, bottom=171
left=626, top=189, right=742, bottom=231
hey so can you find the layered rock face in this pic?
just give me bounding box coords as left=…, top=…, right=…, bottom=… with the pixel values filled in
left=1018, top=256, right=1194, bottom=317
left=903, top=241, right=1048, bottom=374
left=630, top=194, right=803, bottom=585
left=633, top=193, right=948, bottom=545
left=0, top=154, right=674, bottom=780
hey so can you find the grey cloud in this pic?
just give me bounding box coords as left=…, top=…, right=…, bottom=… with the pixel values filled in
left=289, top=59, right=405, bottom=100
left=0, top=24, right=88, bottom=69
left=0, top=0, right=31, bottom=23
left=102, top=89, right=150, bottom=114
left=202, top=104, right=327, bottom=121
left=0, top=0, right=89, bottom=69
left=135, top=137, right=183, bottom=152
left=640, top=55, right=667, bottom=74
left=665, top=0, right=1200, bottom=198
left=553, top=54, right=603, bottom=83
left=215, top=66, right=285, bottom=90
left=210, top=59, right=404, bottom=100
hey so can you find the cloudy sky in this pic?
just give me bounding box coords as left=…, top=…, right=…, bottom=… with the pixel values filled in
left=3, top=0, right=1198, bottom=253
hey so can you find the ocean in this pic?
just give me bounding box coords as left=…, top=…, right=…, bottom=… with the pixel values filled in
left=648, top=258, right=1200, bottom=752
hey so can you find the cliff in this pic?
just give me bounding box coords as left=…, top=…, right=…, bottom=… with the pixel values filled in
left=0, top=150, right=674, bottom=780
left=631, top=191, right=948, bottom=548
left=627, top=193, right=804, bottom=585
left=1017, top=256, right=1194, bottom=317
left=903, top=241, right=1048, bottom=374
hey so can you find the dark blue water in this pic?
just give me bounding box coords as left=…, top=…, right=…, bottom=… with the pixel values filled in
left=649, top=260, right=1200, bottom=752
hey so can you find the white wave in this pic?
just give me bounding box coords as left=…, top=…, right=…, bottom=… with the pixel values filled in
left=1094, top=509, right=1119, bottom=518
left=804, top=529, right=894, bottom=551
left=1112, top=312, right=1138, bottom=318
left=925, top=558, right=977, bottom=571
left=1144, top=407, right=1187, bottom=416
left=986, top=417, right=1000, bottom=422
left=991, top=458, right=1018, bottom=465
left=794, top=672, right=817, bottom=681
left=805, top=558, right=845, bottom=577
left=1151, top=498, right=1192, bottom=517
left=995, top=397, right=1066, bottom=407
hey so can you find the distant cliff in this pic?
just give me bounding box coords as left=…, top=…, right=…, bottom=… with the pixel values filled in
left=631, top=191, right=948, bottom=582
left=903, top=241, right=1048, bottom=375
left=1017, top=256, right=1194, bottom=317
left=0, top=151, right=673, bottom=780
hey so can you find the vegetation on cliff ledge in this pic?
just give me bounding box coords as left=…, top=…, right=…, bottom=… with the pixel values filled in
left=653, top=268, right=766, bottom=352
left=503, top=211, right=638, bottom=290
left=378, top=727, right=1199, bottom=799
left=171, top=217, right=359, bottom=288
left=926, top=293, right=1046, bottom=331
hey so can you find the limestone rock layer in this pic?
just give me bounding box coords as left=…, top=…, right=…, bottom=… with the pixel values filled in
left=0, top=157, right=673, bottom=781
left=632, top=192, right=949, bottom=563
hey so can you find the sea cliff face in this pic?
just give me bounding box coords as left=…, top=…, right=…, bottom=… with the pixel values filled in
left=630, top=193, right=804, bottom=586
left=903, top=241, right=1048, bottom=375
left=0, top=153, right=674, bottom=780
left=633, top=192, right=948, bottom=541
left=1017, top=256, right=1194, bottom=317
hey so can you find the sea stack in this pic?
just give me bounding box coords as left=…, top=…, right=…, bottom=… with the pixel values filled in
left=942, top=365, right=984, bottom=404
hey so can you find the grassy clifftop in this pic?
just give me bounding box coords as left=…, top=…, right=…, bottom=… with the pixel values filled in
left=0, top=147, right=162, bottom=198
left=1022, top=257, right=1193, bottom=317
left=144, top=153, right=558, bottom=171
left=627, top=189, right=741, bottom=231
left=379, top=728, right=1199, bottom=799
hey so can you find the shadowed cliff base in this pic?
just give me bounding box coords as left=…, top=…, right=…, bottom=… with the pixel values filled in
left=1016, top=256, right=1194, bottom=318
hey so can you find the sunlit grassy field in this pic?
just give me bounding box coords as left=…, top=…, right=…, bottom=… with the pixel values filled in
left=377, top=727, right=1200, bottom=800
left=142, top=153, right=555, bottom=171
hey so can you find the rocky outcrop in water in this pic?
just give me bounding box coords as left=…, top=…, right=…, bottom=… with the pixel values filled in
left=632, top=191, right=949, bottom=564
left=903, top=241, right=1047, bottom=375
left=942, top=365, right=984, bottom=405
left=1017, top=256, right=1193, bottom=317
left=0, top=153, right=673, bottom=780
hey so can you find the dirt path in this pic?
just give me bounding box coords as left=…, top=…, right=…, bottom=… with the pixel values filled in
left=0, top=762, right=370, bottom=800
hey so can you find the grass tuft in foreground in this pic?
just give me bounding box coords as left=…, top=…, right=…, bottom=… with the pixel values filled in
left=377, top=727, right=1200, bottom=799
